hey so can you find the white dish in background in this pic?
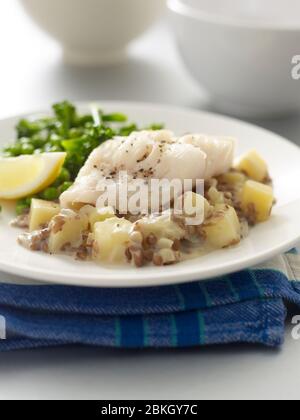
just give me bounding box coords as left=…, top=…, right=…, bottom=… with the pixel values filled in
left=176, top=0, right=300, bottom=26
left=0, top=102, right=300, bottom=288
left=168, top=0, right=300, bottom=118
left=19, top=0, right=166, bottom=66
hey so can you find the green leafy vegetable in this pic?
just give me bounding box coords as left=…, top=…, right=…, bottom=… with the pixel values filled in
left=101, top=112, right=128, bottom=123
left=53, top=101, right=77, bottom=137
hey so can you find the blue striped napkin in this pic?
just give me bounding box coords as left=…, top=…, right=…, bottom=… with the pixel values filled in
left=0, top=251, right=299, bottom=351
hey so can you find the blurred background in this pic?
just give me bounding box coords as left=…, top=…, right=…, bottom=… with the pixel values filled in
left=1, top=0, right=300, bottom=144
left=0, top=0, right=201, bottom=116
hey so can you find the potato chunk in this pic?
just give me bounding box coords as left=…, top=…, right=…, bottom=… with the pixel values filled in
left=29, top=199, right=60, bottom=232
left=93, top=218, right=133, bottom=263
left=235, top=150, right=268, bottom=182
left=218, top=171, right=247, bottom=186
left=48, top=209, right=89, bottom=254
left=241, top=180, right=274, bottom=223
left=203, top=204, right=241, bottom=249
left=135, top=213, right=185, bottom=241
left=79, top=205, right=115, bottom=228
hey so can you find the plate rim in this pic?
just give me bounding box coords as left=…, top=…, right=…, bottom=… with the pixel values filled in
left=0, top=234, right=299, bottom=288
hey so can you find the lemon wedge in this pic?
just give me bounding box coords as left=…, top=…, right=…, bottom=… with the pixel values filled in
left=0, top=152, right=67, bottom=200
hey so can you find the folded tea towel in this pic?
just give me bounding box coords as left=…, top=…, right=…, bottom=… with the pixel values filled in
left=0, top=250, right=299, bottom=351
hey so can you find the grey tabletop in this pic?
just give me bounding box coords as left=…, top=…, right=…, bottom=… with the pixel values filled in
left=0, top=0, right=300, bottom=401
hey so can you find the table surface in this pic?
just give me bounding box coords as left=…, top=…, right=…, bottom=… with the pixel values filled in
left=1, top=0, right=300, bottom=401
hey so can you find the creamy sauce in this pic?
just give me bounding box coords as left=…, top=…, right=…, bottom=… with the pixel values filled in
left=181, top=242, right=215, bottom=262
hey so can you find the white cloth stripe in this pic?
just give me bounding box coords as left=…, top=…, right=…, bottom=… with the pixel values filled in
left=285, top=254, right=300, bottom=281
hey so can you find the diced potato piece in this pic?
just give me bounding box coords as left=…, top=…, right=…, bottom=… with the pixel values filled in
left=135, top=213, right=185, bottom=241
left=93, top=218, right=133, bottom=263
left=218, top=172, right=247, bottom=204
left=203, top=204, right=241, bottom=249
left=48, top=209, right=89, bottom=254
left=29, top=199, right=60, bottom=232
left=235, top=150, right=268, bottom=182
left=218, top=171, right=247, bottom=186
left=157, top=238, right=174, bottom=250
left=241, top=180, right=274, bottom=223
left=79, top=205, right=115, bottom=228
left=156, top=248, right=178, bottom=265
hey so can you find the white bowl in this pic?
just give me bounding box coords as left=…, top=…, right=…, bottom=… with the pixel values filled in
left=168, top=0, right=300, bottom=118
left=20, top=0, right=166, bottom=66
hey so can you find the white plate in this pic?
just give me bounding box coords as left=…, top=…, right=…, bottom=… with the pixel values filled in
left=0, top=102, right=300, bottom=288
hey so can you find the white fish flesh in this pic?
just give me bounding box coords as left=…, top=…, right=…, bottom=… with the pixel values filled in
left=60, top=130, right=236, bottom=209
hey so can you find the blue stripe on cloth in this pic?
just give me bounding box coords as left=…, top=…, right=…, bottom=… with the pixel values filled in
left=248, top=270, right=265, bottom=297
left=225, top=277, right=240, bottom=301
left=177, top=282, right=208, bottom=309
left=253, top=270, right=292, bottom=299
left=170, top=315, right=178, bottom=347
left=198, top=282, right=213, bottom=307
left=143, top=318, right=150, bottom=347
left=119, top=316, right=145, bottom=348
left=0, top=284, right=185, bottom=316
left=114, top=318, right=122, bottom=347
left=201, top=298, right=285, bottom=348
left=174, top=286, right=186, bottom=311
left=198, top=312, right=206, bottom=345
left=175, top=311, right=200, bottom=347
left=229, top=270, right=264, bottom=301
left=251, top=270, right=300, bottom=306
left=143, top=314, right=176, bottom=348
left=2, top=307, right=118, bottom=348
left=204, top=278, right=238, bottom=306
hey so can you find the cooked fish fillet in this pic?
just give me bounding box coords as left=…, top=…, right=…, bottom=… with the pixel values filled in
left=60, top=130, right=235, bottom=209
